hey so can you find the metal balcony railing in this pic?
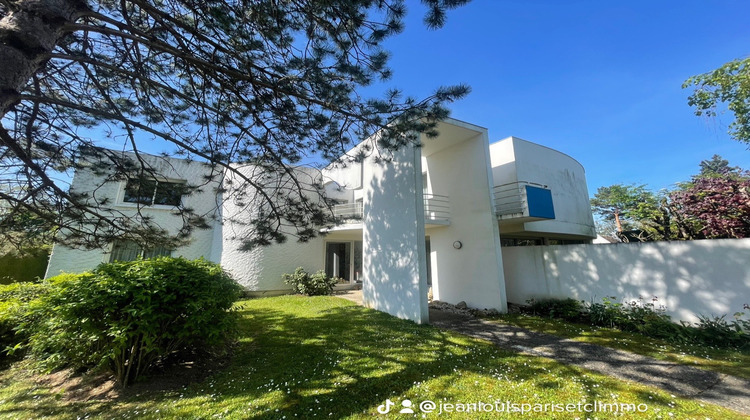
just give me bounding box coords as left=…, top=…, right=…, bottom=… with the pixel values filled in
left=332, top=202, right=363, bottom=221
left=331, top=193, right=451, bottom=223
left=424, top=193, right=450, bottom=221
left=493, top=181, right=550, bottom=218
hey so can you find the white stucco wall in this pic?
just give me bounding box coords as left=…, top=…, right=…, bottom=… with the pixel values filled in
left=423, top=122, right=507, bottom=311
left=490, top=137, right=596, bottom=239
left=220, top=237, right=325, bottom=293
left=45, top=154, right=221, bottom=277
left=489, top=138, right=518, bottom=185
left=219, top=165, right=326, bottom=292
left=322, top=161, right=363, bottom=190
left=501, top=239, right=750, bottom=323
left=362, top=143, right=429, bottom=324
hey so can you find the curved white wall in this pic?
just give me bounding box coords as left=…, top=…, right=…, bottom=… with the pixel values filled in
left=490, top=137, right=595, bottom=239
left=219, top=165, right=326, bottom=292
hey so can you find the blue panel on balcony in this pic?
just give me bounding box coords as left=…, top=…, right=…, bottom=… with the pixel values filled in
left=525, top=186, right=555, bottom=219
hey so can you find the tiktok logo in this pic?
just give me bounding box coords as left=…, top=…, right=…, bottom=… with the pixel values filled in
left=377, top=399, right=395, bottom=414
left=377, top=399, right=414, bottom=414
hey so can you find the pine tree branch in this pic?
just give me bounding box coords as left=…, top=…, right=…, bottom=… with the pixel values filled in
left=17, top=92, right=290, bottom=230
left=0, top=124, right=131, bottom=236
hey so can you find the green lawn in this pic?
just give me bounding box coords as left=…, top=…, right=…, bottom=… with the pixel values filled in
left=0, top=296, right=745, bottom=419
left=489, top=313, right=750, bottom=381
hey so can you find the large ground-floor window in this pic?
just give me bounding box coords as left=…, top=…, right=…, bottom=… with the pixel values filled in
left=325, top=241, right=362, bottom=283
left=500, top=236, right=587, bottom=247
left=110, top=240, right=172, bottom=262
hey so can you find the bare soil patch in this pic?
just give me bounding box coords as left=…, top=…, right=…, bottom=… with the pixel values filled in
left=31, top=350, right=233, bottom=403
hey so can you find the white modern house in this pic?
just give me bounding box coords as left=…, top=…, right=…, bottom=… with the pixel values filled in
left=46, top=118, right=596, bottom=324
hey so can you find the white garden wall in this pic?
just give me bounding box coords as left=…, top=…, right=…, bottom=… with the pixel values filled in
left=502, top=239, right=750, bottom=323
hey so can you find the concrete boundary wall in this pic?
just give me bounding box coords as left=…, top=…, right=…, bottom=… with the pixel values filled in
left=501, top=239, right=750, bottom=323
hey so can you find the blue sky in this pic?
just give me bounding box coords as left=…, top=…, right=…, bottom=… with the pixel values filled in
left=375, top=0, right=750, bottom=194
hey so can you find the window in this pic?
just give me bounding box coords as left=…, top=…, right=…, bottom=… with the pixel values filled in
left=325, top=240, right=363, bottom=283
left=123, top=178, right=186, bottom=206
left=500, top=237, right=586, bottom=247
left=110, top=240, right=172, bottom=262
left=500, top=237, right=543, bottom=247
left=547, top=239, right=585, bottom=245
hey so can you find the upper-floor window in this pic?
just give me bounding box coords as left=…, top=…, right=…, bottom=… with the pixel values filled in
left=123, top=178, right=186, bottom=206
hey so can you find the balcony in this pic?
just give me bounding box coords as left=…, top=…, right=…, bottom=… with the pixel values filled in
left=332, top=201, right=363, bottom=223
left=494, top=181, right=555, bottom=223
left=330, top=193, right=451, bottom=226
left=424, top=193, right=450, bottom=225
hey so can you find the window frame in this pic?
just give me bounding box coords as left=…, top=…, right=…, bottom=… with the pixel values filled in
left=109, top=240, right=172, bottom=263
left=499, top=237, right=544, bottom=247
left=120, top=177, right=187, bottom=207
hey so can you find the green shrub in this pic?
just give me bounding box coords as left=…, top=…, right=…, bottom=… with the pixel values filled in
left=0, top=280, right=53, bottom=357
left=584, top=296, right=749, bottom=349
left=693, top=313, right=750, bottom=349
left=283, top=267, right=338, bottom=296
left=26, top=257, right=242, bottom=386
left=527, top=298, right=584, bottom=321
left=587, top=296, right=625, bottom=329
left=525, top=295, right=749, bottom=350
left=0, top=280, right=51, bottom=302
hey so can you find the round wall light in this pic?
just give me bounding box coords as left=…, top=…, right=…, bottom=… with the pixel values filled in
left=453, top=241, right=463, bottom=250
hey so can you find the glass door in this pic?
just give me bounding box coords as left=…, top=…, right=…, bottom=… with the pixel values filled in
left=325, top=241, right=363, bottom=283
left=352, top=241, right=363, bottom=283
left=325, top=242, right=350, bottom=281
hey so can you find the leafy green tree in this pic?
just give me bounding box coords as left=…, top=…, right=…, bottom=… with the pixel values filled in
left=676, top=154, right=743, bottom=191
left=698, top=154, right=739, bottom=178
left=591, top=185, right=688, bottom=242
left=590, top=184, right=660, bottom=236
left=0, top=0, right=469, bottom=250
left=594, top=157, right=749, bottom=242
left=684, top=57, right=750, bottom=144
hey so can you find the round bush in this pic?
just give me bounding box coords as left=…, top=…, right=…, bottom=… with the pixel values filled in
left=283, top=267, right=338, bottom=296
left=28, top=257, right=242, bottom=386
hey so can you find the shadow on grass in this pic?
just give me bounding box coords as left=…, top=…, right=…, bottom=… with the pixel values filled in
left=0, top=297, right=720, bottom=419
left=491, top=313, right=750, bottom=381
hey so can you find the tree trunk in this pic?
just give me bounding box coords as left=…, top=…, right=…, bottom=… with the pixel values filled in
left=0, top=0, right=89, bottom=118
left=614, top=210, right=623, bottom=232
